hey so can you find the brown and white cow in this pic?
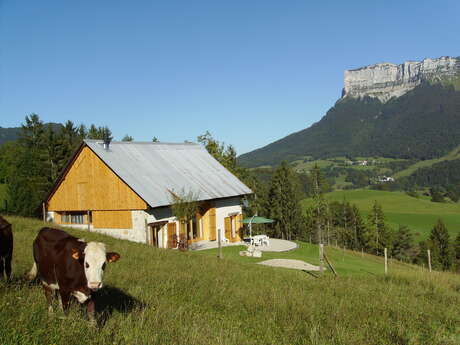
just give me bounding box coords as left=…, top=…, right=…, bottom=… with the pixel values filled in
left=0, top=216, right=13, bottom=281
left=27, top=227, right=120, bottom=321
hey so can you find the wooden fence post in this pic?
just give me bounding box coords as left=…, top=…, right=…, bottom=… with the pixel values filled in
left=323, top=252, right=337, bottom=277
left=361, top=248, right=364, bottom=258
left=42, top=202, right=46, bottom=223
left=319, top=243, right=324, bottom=274
left=218, top=228, right=223, bottom=259
left=427, top=249, right=432, bottom=272
left=384, top=248, right=388, bottom=275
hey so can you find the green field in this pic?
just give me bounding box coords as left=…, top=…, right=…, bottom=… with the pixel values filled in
left=195, top=242, right=415, bottom=276
left=393, top=144, right=460, bottom=179
left=1, top=216, right=460, bottom=344
left=303, top=189, right=460, bottom=239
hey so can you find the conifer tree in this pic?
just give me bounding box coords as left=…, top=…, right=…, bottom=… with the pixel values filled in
left=392, top=225, right=414, bottom=261
left=87, top=124, right=100, bottom=139
left=122, top=135, right=134, bottom=142
left=366, top=201, right=392, bottom=254
left=8, top=114, right=50, bottom=216
left=267, top=161, right=304, bottom=240
left=454, top=232, right=460, bottom=272
left=429, top=219, right=453, bottom=270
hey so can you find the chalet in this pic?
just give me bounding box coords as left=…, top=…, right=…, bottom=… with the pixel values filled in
left=45, top=140, right=253, bottom=248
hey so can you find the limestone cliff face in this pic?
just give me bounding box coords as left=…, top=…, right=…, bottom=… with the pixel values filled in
left=343, top=56, right=460, bottom=102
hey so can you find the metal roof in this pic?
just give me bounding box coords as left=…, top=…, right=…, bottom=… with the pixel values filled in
left=84, top=140, right=253, bottom=208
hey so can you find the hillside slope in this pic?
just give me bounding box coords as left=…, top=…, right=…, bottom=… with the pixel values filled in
left=1, top=216, right=460, bottom=344
left=0, top=127, right=20, bottom=145
left=239, top=82, right=460, bottom=168
left=303, top=189, right=460, bottom=238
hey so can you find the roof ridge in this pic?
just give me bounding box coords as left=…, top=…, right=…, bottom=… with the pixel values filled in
left=83, top=139, right=200, bottom=146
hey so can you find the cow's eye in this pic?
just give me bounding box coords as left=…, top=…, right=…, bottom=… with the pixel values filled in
left=102, top=263, right=106, bottom=270
left=85, top=262, right=89, bottom=269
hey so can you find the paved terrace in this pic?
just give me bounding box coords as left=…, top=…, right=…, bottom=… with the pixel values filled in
left=190, top=238, right=297, bottom=252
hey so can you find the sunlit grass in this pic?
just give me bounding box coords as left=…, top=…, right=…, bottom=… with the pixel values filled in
left=1, top=216, right=460, bottom=344
left=303, top=189, right=460, bottom=239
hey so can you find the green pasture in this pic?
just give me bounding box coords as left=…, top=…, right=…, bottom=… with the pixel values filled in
left=393, top=144, right=460, bottom=179
left=195, top=241, right=416, bottom=276
left=1, top=216, right=460, bottom=345
left=303, top=189, right=460, bottom=239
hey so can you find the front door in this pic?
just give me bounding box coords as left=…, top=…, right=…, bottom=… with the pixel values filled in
left=167, top=223, right=177, bottom=249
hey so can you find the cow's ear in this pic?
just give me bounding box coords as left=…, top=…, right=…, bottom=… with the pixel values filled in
left=71, top=248, right=80, bottom=260
left=106, top=252, right=120, bottom=263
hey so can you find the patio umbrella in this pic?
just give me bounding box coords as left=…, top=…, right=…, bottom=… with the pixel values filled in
left=241, top=216, right=274, bottom=241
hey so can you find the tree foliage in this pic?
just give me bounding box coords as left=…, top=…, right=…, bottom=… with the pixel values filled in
left=428, top=219, right=453, bottom=270
left=1, top=114, right=112, bottom=216
left=266, top=162, right=305, bottom=240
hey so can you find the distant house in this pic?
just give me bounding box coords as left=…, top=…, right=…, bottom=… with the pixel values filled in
left=377, top=176, right=395, bottom=183
left=45, top=140, right=253, bottom=248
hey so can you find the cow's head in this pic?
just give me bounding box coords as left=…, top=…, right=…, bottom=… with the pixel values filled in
left=71, top=242, right=120, bottom=291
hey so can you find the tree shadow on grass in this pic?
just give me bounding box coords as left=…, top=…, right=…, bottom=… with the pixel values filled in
left=93, top=285, right=147, bottom=327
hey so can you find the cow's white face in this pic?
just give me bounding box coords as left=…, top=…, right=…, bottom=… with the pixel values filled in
left=84, top=242, right=108, bottom=291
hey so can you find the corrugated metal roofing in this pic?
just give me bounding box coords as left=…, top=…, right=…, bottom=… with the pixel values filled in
left=84, top=140, right=253, bottom=208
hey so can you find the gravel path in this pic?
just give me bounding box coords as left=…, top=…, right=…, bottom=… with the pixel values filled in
left=258, top=259, right=323, bottom=271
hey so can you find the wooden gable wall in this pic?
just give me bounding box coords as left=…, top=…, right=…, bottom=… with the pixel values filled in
left=47, top=146, right=147, bottom=212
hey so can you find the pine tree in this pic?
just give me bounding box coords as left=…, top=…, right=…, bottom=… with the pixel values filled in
left=267, top=161, right=304, bottom=240
left=122, top=135, right=134, bottom=142
left=392, top=225, right=414, bottom=261
left=8, top=114, right=50, bottom=216
left=307, top=165, right=329, bottom=196
left=454, top=232, right=460, bottom=272
left=87, top=124, right=100, bottom=139
left=429, top=219, right=453, bottom=270
left=366, top=201, right=392, bottom=255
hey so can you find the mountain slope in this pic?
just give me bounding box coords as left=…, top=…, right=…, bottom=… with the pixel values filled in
left=239, top=82, right=460, bottom=167
left=0, top=127, right=20, bottom=145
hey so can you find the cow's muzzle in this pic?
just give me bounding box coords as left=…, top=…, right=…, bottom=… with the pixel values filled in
left=88, top=282, right=102, bottom=291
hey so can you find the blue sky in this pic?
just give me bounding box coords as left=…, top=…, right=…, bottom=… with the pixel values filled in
left=1, top=1, right=459, bottom=154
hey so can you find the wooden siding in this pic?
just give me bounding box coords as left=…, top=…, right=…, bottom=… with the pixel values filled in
left=208, top=208, right=217, bottom=241
left=167, top=223, right=177, bottom=249
left=47, top=146, right=147, bottom=211
left=224, top=217, right=232, bottom=241
left=234, top=214, right=243, bottom=242
left=225, top=214, right=243, bottom=243
left=92, top=210, right=132, bottom=229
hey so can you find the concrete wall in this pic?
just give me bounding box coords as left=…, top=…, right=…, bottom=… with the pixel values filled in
left=214, top=196, right=243, bottom=237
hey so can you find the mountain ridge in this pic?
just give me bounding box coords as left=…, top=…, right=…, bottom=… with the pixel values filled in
left=238, top=56, right=460, bottom=168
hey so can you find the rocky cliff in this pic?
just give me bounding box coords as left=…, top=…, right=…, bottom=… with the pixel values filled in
left=343, top=56, right=460, bottom=102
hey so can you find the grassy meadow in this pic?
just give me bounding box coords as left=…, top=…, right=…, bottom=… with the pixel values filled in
left=303, top=189, right=460, bottom=239
left=1, top=216, right=460, bottom=344
left=195, top=242, right=415, bottom=276
left=393, top=144, right=460, bottom=179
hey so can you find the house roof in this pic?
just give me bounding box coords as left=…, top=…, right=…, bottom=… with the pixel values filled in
left=84, top=140, right=252, bottom=208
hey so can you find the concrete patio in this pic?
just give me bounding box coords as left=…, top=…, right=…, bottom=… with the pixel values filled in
left=190, top=238, right=297, bottom=252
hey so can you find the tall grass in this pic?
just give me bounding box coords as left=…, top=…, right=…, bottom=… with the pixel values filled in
left=1, top=216, right=459, bottom=344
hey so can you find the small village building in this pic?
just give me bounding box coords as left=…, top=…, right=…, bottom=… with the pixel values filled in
left=45, top=140, right=253, bottom=248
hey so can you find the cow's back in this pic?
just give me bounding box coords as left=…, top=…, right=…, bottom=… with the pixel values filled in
left=33, top=227, right=85, bottom=286
left=0, top=216, right=13, bottom=257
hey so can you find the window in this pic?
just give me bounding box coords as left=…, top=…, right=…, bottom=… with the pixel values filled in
left=71, top=214, right=84, bottom=224
left=60, top=212, right=86, bottom=224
